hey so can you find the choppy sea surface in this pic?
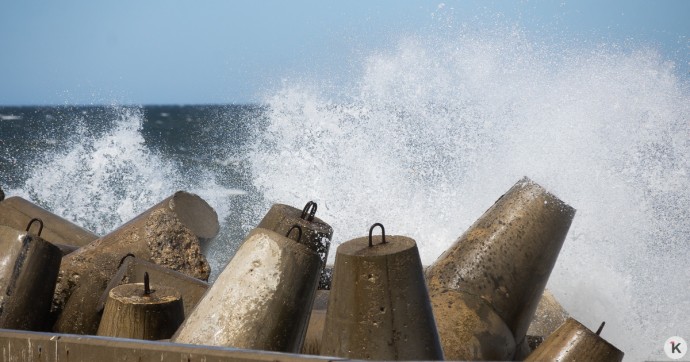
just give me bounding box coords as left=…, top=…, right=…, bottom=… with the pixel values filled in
left=2, top=27, right=690, bottom=361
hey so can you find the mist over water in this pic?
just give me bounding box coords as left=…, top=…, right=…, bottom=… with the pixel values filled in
left=2, top=24, right=688, bottom=360
left=250, top=29, right=690, bottom=360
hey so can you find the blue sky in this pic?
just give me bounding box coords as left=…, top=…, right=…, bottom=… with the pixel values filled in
left=1, top=1, right=688, bottom=105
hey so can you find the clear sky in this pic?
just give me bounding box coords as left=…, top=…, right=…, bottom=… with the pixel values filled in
left=1, top=1, right=688, bottom=105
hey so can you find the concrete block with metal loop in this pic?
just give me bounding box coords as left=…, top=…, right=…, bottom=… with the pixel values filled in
left=53, top=191, right=218, bottom=335
left=0, top=196, right=99, bottom=251
left=525, top=318, right=624, bottom=361
left=96, top=255, right=209, bottom=319
left=172, top=225, right=322, bottom=353
left=425, top=177, right=576, bottom=360
left=257, top=201, right=333, bottom=273
left=320, top=223, right=444, bottom=361
left=0, top=218, right=62, bottom=331
left=97, top=272, right=185, bottom=341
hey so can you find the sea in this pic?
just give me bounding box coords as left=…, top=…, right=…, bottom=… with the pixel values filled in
left=1, top=28, right=689, bottom=361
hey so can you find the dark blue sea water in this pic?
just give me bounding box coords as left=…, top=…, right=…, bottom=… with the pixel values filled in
left=2, top=28, right=689, bottom=360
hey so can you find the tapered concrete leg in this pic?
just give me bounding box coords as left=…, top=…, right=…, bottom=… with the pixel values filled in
left=97, top=277, right=184, bottom=341
left=321, top=228, right=443, bottom=361
left=0, top=224, right=62, bottom=331
left=256, top=202, right=333, bottom=269
left=525, top=318, right=624, bottom=361
left=97, top=255, right=208, bottom=318
left=53, top=191, right=218, bottom=335
left=0, top=196, right=99, bottom=248
left=172, top=227, right=321, bottom=353
left=426, top=177, right=575, bottom=360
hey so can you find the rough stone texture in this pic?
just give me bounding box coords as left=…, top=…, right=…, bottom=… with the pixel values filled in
left=52, top=191, right=217, bottom=336
left=321, top=235, right=443, bottom=361
left=525, top=318, right=624, bottom=362
left=426, top=176, right=575, bottom=356
left=145, top=209, right=211, bottom=279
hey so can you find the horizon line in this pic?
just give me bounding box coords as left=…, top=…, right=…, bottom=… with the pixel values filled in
left=0, top=102, right=262, bottom=108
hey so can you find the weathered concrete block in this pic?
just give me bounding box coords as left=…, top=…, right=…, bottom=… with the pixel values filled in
left=0, top=223, right=62, bottom=331
left=256, top=202, right=333, bottom=270
left=172, top=227, right=321, bottom=353
left=321, top=226, right=443, bottom=360
left=0, top=196, right=99, bottom=248
left=97, top=255, right=209, bottom=318
left=525, top=318, right=624, bottom=361
left=53, top=191, right=218, bottom=335
left=426, top=177, right=575, bottom=360
left=97, top=276, right=184, bottom=341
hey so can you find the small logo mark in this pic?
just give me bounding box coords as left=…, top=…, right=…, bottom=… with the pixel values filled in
left=665, top=336, right=687, bottom=360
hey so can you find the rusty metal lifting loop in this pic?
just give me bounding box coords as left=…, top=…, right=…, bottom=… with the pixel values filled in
left=596, top=321, right=605, bottom=336
left=300, top=201, right=317, bottom=222
left=25, top=218, right=44, bottom=236
left=118, top=253, right=136, bottom=268
left=144, top=272, right=153, bottom=296
left=286, top=225, right=303, bottom=243
left=368, top=223, right=386, bottom=247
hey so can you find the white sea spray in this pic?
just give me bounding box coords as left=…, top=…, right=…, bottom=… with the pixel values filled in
left=248, top=28, right=690, bottom=360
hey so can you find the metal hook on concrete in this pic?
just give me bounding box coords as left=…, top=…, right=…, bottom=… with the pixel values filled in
left=25, top=218, right=44, bottom=236
left=595, top=321, right=605, bottom=335
left=300, top=201, right=317, bottom=222
left=286, top=225, right=303, bottom=243
left=118, top=253, right=136, bottom=268
left=368, top=223, right=386, bottom=247
left=144, top=272, right=152, bottom=296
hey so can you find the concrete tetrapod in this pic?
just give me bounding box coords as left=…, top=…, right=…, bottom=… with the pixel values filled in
left=256, top=201, right=333, bottom=271
left=172, top=227, right=322, bottom=353
left=426, top=177, right=575, bottom=360
left=97, top=273, right=185, bottom=341
left=0, top=220, right=62, bottom=331
left=53, top=191, right=218, bottom=335
left=0, top=196, right=99, bottom=249
left=321, top=224, right=444, bottom=361
left=97, top=255, right=209, bottom=318
left=525, top=318, right=624, bottom=361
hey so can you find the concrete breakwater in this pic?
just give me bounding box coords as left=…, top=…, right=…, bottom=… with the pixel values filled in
left=0, top=177, right=623, bottom=361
